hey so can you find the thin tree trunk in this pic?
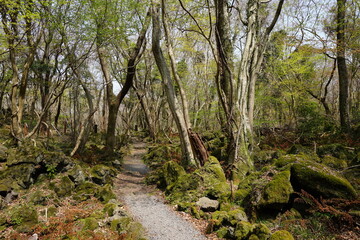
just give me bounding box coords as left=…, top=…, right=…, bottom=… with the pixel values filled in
left=337, top=0, right=350, bottom=132
left=152, top=2, right=197, bottom=167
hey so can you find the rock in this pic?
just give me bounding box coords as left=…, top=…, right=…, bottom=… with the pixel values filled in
left=112, top=160, right=122, bottom=169
left=258, top=170, right=293, bottom=211
left=73, top=181, right=99, bottom=201
left=68, top=165, right=87, bottom=185
left=234, top=221, right=254, bottom=239
left=0, top=144, right=7, bottom=162
left=53, top=176, right=75, bottom=197
left=163, top=161, right=186, bottom=186
left=321, top=155, right=347, bottom=169
left=270, top=230, right=294, bottom=240
left=90, top=164, right=115, bottom=185
left=0, top=197, right=6, bottom=209
left=9, top=204, right=38, bottom=233
left=78, top=217, right=98, bottom=231
left=290, top=163, right=357, bottom=199
left=28, top=233, right=38, bottom=240
left=252, top=223, right=271, bottom=240
left=195, top=156, right=230, bottom=198
left=5, top=190, right=19, bottom=203
left=95, top=184, right=116, bottom=203
left=196, top=197, right=219, bottom=212
left=212, top=209, right=248, bottom=229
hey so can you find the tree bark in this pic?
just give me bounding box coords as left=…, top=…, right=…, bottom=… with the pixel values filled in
left=337, top=0, right=350, bottom=132
left=152, top=2, right=198, bottom=167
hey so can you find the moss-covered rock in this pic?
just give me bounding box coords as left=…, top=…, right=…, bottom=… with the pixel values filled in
left=270, top=230, right=294, bottom=240
left=252, top=223, right=271, bottom=240
left=103, top=203, right=117, bottom=216
left=78, top=217, right=98, bottom=231
left=290, top=163, right=357, bottom=199
left=194, top=156, right=230, bottom=199
left=234, top=221, right=254, bottom=239
left=212, top=209, right=248, bottom=230
left=73, top=181, right=99, bottom=201
left=9, top=204, right=38, bottom=233
left=54, top=176, right=75, bottom=197
left=317, top=144, right=354, bottom=160
left=95, top=184, right=116, bottom=203
left=166, top=173, right=201, bottom=204
left=163, top=161, right=186, bottom=186
left=90, top=164, right=116, bottom=185
left=68, top=165, right=87, bottom=185
left=321, top=155, right=347, bottom=169
left=258, top=170, right=293, bottom=211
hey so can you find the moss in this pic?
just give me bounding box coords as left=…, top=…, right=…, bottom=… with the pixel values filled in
left=317, top=144, right=354, bottom=160
left=291, top=163, right=357, bottom=199
left=73, top=181, right=99, bottom=201
left=234, top=221, right=254, bottom=239
left=275, top=153, right=320, bottom=168
left=259, top=170, right=293, bottom=210
left=248, top=234, right=260, bottom=240
left=125, top=222, right=146, bottom=240
left=194, top=156, right=230, bottom=198
left=252, top=223, right=271, bottom=240
left=103, top=203, right=117, bottom=216
left=9, top=204, right=38, bottom=233
left=269, top=230, right=294, bottom=240
left=110, top=217, right=132, bottom=232
left=95, top=184, right=116, bottom=203
left=48, top=206, right=57, bottom=217
left=321, top=155, right=347, bottom=169
left=90, top=164, right=116, bottom=185
left=30, top=190, right=48, bottom=205
left=163, top=161, right=186, bottom=186
left=216, top=227, right=229, bottom=238
left=166, top=174, right=201, bottom=204
left=78, top=217, right=98, bottom=231
left=54, top=176, right=75, bottom=197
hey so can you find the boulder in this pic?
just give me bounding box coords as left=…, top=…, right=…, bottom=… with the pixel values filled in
left=290, top=163, right=357, bottom=199
left=270, top=230, right=294, bottom=240
left=68, top=165, right=87, bottom=185
left=196, top=197, right=219, bottom=212
left=95, top=184, right=116, bottom=203
left=0, top=144, right=7, bottom=162
left=90, top=164, right=116, bottom=185
left=53, top=176, right=75, bottom=197
left=195, top=156, right=230, bottom=198
left=9, top=204, right=38, bottom=233
left=163, top=161, right=186, bottom=186
left=258, top=170, right=293, bottom=211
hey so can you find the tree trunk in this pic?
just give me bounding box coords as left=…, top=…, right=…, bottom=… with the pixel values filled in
left=152, top=3, right=198, bottom=167
left=337, top=0, right=350, bottom=132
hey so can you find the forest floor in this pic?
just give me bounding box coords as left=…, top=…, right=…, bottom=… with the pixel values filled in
left=114, top=141, right=212, bottom=240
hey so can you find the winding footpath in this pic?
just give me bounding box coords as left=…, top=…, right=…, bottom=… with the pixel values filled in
left=114, top=141, right=207, bottom=240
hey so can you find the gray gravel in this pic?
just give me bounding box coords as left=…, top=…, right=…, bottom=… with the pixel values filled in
left=115, top=142, right=206, bottom=240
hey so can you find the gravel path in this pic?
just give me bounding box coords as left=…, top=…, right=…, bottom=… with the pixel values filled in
left=115, top=142, right=207, bottom=240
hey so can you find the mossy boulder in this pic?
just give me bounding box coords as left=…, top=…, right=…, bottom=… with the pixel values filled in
left=9, top=204, right=38, bottom=233
left=317, top=144, right=354, bottom=160
left=163, top=161, right=186, bottom=186
left=252, top=223, right=271, bottom=240
left=0, top=163, right=36, bottom=190
left=194, top=156, right=230, bottom=198
left=78, top=217, right=98, bottom=231
left=0, top=144, right=7, bottom=162
left=212, top=209, right=248, bottom=229
left=234, top=221, right=254, bottom=239
left=258, top=170, right=293, bottom=211
left=90, top=164, right=116, bottom=185
left=54, top=176, right=75, bottom=197
left=68, top=165, right=87, bottom=185
left=321, top=155, right=347, bottom=169
left=73, top=181, right=99, bottom=201
left=270, top=230, right=294, bottom=240
left=166, top=173, right=201, bottom=204
left=290, top=163, right=357, bottom=199
left=95, top=184, right=116, bottom=203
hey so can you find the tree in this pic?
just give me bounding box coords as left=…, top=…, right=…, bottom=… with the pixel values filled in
left=336, top=0, right=351, bottom=132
